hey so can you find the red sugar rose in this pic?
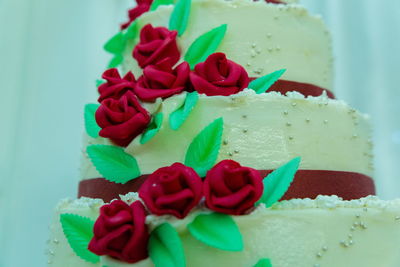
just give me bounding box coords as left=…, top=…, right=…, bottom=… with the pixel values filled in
left=133, top=24, right=180, bottom=69
left=139, top=163, right=203, bottom=219
left=189, top=52, right=250, bottom=96
left=135, top=59, right=190, bottom=102
left=121, top=0, right=153, bottom=30
left=204, top=160, right=263, bottom=215
left=88, top=200, right=149, bottom=264
left=98, top=68, right=136, bottom=102
left=96, top=91, right=150, bottom=147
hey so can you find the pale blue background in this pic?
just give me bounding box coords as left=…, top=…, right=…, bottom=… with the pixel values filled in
left=0, top=0, right=399, bottom=266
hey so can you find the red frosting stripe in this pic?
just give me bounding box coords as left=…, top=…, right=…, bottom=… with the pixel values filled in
left=78, top=170, right=375, bottom=203
left=260, top=170, right=375, bottom=201
left=267, top=79, right=336, bottom=99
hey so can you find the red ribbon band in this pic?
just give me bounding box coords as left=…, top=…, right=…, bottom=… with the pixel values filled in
left=78, top=170, right=375, bottom=203
left=251, top=79, right=336, bottom=99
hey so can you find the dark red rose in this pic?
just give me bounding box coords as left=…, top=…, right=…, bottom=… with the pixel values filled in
left=135, top=59, right=190, bottom=102
left=96, top=91, right=151, bottom=147
left=133, top=24, right=180, bottom=69
left=98, top=68, right=136, bottom=102
left=204, top=160, right=263, bottom=215
left=189, top=52, right=250, bottom=96
left=139, top=163, right=203, bottom=219
left=121, top=0, right=153, bottom=30
left=88, top=200, right=149, bottom=263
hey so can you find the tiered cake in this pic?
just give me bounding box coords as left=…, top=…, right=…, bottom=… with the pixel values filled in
left=47, top=0, right=400, bottom=266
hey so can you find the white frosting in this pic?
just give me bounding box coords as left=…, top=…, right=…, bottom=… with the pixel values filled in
left=122, top=0, right=333, bottom=90
left=48, top=195, right=400, bottom=267
left=81, top=90, right=373, bottom=179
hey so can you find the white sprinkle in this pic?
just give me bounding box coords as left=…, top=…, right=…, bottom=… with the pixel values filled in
left=348, top=234, right=353, bottom=239
left=340, top=241, right=349, bottom=247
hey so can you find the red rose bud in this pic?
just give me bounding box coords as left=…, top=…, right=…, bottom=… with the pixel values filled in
left=139, top=163, right=203, bottom=219
left=88, top=200, right=149, bottom=263
left=189, top=52, right=249, bottom=96
left=98, top=68, right=136, bottom=102
left=133, top=24, right=180, bottom=69
left=204, top=160, right=263, bottom=215
left=96, top=91, right=151, bottom=147
left=135, top=59, right=190, bottom=102
left=121, top=0, right=153, bottom=30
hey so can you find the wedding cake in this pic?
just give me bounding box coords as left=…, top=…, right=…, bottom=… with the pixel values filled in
left=47, top=0, right=400, bottom=266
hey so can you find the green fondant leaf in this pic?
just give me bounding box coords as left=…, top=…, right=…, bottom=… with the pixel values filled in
left=96, top=79, right=105, bottom=88
left=184, top=24, right=227, bottom=69
left=108, top=54, right=124, bottom=68
left=149, top=223, right=186, bottom=267
left=248, top=69, right=286, bottom=94
left=187, top=213, right=243, bottom=251
left=184, top=117, right=223, bottom=177
left=169, top=0, right=191, bottom=36
left=140, top=113, right=164, bottom=144
left=257, top=157, right=301, bottom=208
left=60, top=214, right=99, bottom=264
left=87, top=144, right=140, bottom=184
left=150, top=0, right=174, bottom=11
left=123, top=21, right=139, bottom=42
left=104, top=31, right=125, bottom=54
left=169, top=92, right=199, bottom=130
left=254, top=258, right=272, bottom=267
left=104, top=22, right=139, bottom=69
left=84, top=104, right=101, bottom=139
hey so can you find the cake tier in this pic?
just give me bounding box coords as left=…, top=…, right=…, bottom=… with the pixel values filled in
left=81, top=90, right=373, bottom=181
left=122, top=0, right=333, bottom=91
left=47, top=195, right=400, bottom=267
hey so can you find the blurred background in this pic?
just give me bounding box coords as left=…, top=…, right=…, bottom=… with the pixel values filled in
left=0, top=0, right=399, bottom=266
